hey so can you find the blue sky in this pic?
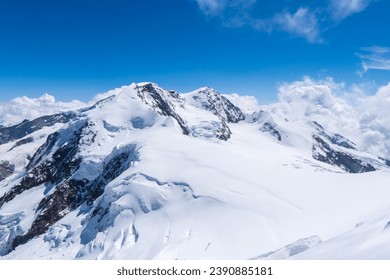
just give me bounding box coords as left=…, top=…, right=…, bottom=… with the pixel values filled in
left=0, top=0, right=389, bottom=103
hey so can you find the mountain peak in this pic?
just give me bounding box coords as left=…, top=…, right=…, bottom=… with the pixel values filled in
left=1, top=82, right=390, bottom=260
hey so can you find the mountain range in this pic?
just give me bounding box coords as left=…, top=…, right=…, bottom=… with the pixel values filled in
left=1, top=82, right=390, bottom=259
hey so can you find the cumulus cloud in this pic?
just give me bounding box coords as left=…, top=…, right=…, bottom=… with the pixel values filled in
left=358, top=83, right=390, bottom=156
left=0, top=94, right=86, bottom=127
left=357, top=46, right=390, bottom=74
left=193, top=0, right=376, bottom=43
left=223, top=93, right=260, bottom=114
left=269, top=77, right=358, bottom=135
left=268, top=77, right=390, bottom=158
left=329, top=0, right=372, bottom=21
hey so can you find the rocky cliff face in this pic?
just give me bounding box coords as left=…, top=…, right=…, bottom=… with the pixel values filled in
left=0, top=113, right=76, bottom=145
left=310, top=121, right=387, bottom=173
left=0, top=161, right=14, bottom=182
left=187, top=87, right=245, bottom=140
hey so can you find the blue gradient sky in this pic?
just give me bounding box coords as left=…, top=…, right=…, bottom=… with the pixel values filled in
left=0, top=0, right=389, bottom=102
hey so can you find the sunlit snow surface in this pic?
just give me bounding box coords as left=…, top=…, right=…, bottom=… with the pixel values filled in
left=1, top=83, right=390, bottom=259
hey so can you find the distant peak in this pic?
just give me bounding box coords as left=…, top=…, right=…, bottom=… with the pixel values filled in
left=196, top=86, right=217, bottom=93
left=135, top=82, right=161, bottom=90
left=136, top=82, right=156, bottom=86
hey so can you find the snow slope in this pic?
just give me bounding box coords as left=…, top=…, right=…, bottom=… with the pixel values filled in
left=1, top=82, right=390, bottom=259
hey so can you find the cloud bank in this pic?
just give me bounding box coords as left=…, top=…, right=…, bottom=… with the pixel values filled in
left=267, top=77, right=390, bottom=158
left=0, top=94, right=86, bottom=127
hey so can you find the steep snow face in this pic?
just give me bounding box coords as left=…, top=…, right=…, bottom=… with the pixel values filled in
left=186, top=87, right=245, bottom=123
left=135, top=83, right=190, bottom=135
left=254, top=236, right=322, bottom=259
left=246, top=110, right=283, bottom=142
left=1, top=82, right=390, bottom=260
left=291, top=206, right=390, bottom=259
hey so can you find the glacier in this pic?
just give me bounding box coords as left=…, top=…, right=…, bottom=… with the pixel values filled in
left=1, top=82, right=390, bottom=259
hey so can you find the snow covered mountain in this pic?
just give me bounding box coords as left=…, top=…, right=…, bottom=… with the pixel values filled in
left=1, top=82, right=390, bottom=259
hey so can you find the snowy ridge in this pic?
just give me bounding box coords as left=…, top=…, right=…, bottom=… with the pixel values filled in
left=292, top=207, right=390, bottom=259
left=254, top=235, right=322, bottom=259
left=1, top=82, right=390, bottom=259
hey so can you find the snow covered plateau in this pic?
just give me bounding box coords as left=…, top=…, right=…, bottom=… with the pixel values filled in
left=1, top=81, right=390, bottom=259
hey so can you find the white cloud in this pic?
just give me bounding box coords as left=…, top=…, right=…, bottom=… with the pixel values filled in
left=195, top=0, right=256, bottom=16
left=358, top=83, right=390, bottom=156
left=329, top=0, right=372, bottom=21
left=223, top=93, right=260, bottom=114
left=195, top=0, right=321, bottom=42
left=274, top=8, right=322, bottom=43
left=270, top=77, right=357, bottom=134
left=0, top=94, right=86, bottom=127
left=193, top=0, right=377, bottom=43
left=357, top=46, right=390, bottom=73
left=268, top=77, right=390, bottom=158
left=195, top=0, right=227, bottom=16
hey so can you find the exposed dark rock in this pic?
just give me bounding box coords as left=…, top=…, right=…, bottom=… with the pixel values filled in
left=247, top=110, right=282, bottom=141
left=136, top=83, right=190, bottom=135
left=0, top=112, right=76, bottom=145
left=260, top=122, right=282, bottom=141
left=10, top=144, right=138, bottom=251
left=219, top=96, right=246, bottom=123
left=379, top=157, right=390, bottom=167
left=330, top=133, right=356, bottom=150
left=312, top=135, right=376, bottom=173
left=311, top=121, right=377, bottom=173
left=11, top=137, right=34, bottom=149
left=82, top=145, right=138, bottom=205
left=193, top=88, right=245, bottom=140
left=0, top=161, right=15, bottom=182
left=214, top=119, right=232, bottom=141
left=312, top=121, right=356, bottom=150
left=0, top=123, right=85, bottom=209
left=0, top=122, right=87, bottom=253
left=11, top=179, right=85, bottom=249
left=194, top=88, right=245, bottom=124
left=136, top=84, right=245, bottom=141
